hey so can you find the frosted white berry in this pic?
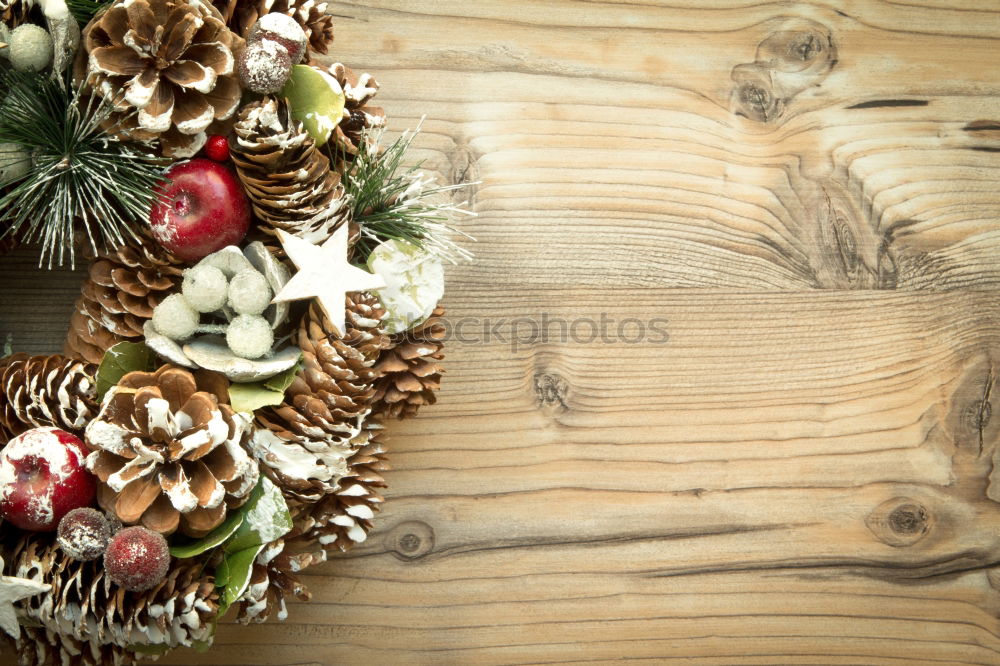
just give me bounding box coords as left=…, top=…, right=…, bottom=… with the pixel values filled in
left=237, top=40, right=292, bottom=94
left=249, top=13, right=308, bottom=64
left=226, top=314, right=273, bottom=359
left=9, top=24, right=53, bottom=72
left=182, top=265, right=229, bottom=313
left=152, top=294, right=199, bottom=340
left=227, top=268, right=271, bottom=315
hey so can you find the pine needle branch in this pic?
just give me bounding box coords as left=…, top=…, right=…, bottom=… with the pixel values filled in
left=0, top=69, right=166, bottom=268
left=343, top=123, right=475, bottom=264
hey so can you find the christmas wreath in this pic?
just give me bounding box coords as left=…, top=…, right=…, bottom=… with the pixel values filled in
left=0, top=0, right=471, bottom=662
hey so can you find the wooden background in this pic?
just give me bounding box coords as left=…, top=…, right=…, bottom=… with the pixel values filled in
left=3, top=0, right=1000, bottom=663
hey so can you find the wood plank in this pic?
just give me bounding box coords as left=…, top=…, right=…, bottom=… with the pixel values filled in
left=155, top=288, right=1000, bottom=664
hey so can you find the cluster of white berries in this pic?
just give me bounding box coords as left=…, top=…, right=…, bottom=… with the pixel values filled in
left=152, top=249, right=277, bottom=360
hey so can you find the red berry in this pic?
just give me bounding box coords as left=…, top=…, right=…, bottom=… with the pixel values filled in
left=57, top=507, right=111, bottom=561
left=104, top=526, right=170, bottom=592
left=204, top=134, right=230, bottom=162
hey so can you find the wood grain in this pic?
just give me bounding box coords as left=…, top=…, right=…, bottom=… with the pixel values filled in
left=3, top=0, right=1000, bottom=663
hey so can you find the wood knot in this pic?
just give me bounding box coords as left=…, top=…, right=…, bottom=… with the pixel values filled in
left=450, top=144, right=480, bottom=207
left=534, top=372, right=569, bottom=409
left=866, top=498, right=932, bottom=547
left=730, top=19, right=835, bottom=123
left=386, top=520, right=435, bottom=560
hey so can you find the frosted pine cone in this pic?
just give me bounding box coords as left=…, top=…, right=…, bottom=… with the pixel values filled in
left=214, top=0, right=334, bottom=62
left=231, top=96, right=350, bottom=243
left=9, top=533, right=218, bottom=663
left=79, top=0, right=243, bottom=157
left=289, top=421, right=388, bottom=551
left=250, top=295, right=388, bottom=501
left=64, top=234, right=185, bottom=365
left=328, top=63, right=385, bottom=165
left=373, top=306, right=446, bottom=419
left=0, top=354, right=99, bottom=441
left=85, top=365, right=258, bottom=537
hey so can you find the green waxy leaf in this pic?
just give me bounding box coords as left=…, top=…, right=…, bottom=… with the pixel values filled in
left=224, top=476, right=293, bottom=554
left=280, top=64, right=346, bottom=143
left=215, top=543, right=266, bottom=618
left=213, top=476, right=294, bottom=618
left=169, top=511, right=245, bottom=559
left=227, top=358, right=302, bottom=414
left=95, top=341, right=156, bottom=400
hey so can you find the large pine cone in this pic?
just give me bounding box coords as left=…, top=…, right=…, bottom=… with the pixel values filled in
left=85, top=365, right=259, bottom=537
left=328, top=63, right=385, bottom=165
left=237, top=422, right=387, bottom=622
left=373, top=305, right=446, bottom=419
left=64, top=235, right=185, bottom=366
left=250, top=294, right=388, bottom=501
left=290, top=421, right=388, bottom=551
left=0, top=354, right=99, bottom=442
left=231, top=96, right=350, bottom=243
left=8, top=533, right=218, bottom=664
left=79, top=0, right=243, bottom=158
left=214, top=0, right=333, bottom=62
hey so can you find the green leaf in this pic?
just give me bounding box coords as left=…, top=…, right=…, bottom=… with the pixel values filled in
left=169, top=512, right=245, bottom=559
left=263, top=359, right=303, bottom=393
left=280, top=65, right=346, bottom=144
left=191, top=638, right=214, bottom=654
left=95, top=341, right=156, bottom=400
left=224, top=476, right=293, bottom=554
left=227, top=357, right=302, bottom=414
left=215, top=543, right=266, bottom=618
left=212, top=476, right=294, bottom=617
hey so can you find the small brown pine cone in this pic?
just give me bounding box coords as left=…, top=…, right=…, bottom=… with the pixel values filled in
left=250, top=294, right=389, bottom=501
left=327, top=63, right=385, bottom=167
left=231, top=96, right=350, bottom=244
left=214, top=0, right=334, bottom=62
left=0, top=354, right=99, bottom=442
left=288, top=421, right=388, bottom=552
left=373, top=306, right=446, bottom=419
left=64, top=235, right=185, bottom=366
left=9, top=532, right=218, bottom=662
left=85, top=365, right=259, bottom=537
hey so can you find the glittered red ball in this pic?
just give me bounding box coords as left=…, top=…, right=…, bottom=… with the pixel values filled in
left=104, top=526, right=170, bottom=592
left=204, top=134, right=230, bottom=162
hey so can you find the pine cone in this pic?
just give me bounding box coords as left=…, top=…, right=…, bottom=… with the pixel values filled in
left=327, top=63, right=385, bottom=165
left=250, top=294, right=388, bottom=501
left=85, top=365, right=259, bottom=537
left=237, top=423, right=387, bottom=622
left=289, top=421, right=388, bottom=551
left=236, top=537, right=316, bottom=624
left=79, top=0, right=243, bottom=158
left=0, top=0, right=30, bottom=28
left=0, top=354, right=99, bottom=442
left=64, top=235, right=185, bottom=366
left=231, top=96, right=350, bottom=243
left=9, top=533, right=218, bottom=663
left=213, top=0, right=334, bottom=62
left=373, top=306, right=446, bottom=419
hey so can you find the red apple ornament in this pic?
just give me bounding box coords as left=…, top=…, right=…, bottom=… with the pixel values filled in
left=149, top=158, right=251, bottom=262
left=0, top=427, right=95, bottom=531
